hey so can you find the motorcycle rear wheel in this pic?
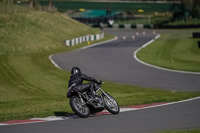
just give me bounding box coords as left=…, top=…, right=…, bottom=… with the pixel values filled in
left=103, top=94, right=120, bottom=114
left=70, top=95, right=90, bottom=118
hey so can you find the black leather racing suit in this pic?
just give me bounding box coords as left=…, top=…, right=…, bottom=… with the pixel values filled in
left=68, top=73, right=99, bottom=94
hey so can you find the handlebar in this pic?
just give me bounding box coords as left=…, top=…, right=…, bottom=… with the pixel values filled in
left=98, top=80, right=103, bottom=85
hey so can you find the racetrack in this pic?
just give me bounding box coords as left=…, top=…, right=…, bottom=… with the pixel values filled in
left=1, top=29, right=200, bottom=133
left=51, top=29, right=200, bottom=91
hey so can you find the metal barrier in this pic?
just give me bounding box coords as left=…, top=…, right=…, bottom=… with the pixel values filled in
left=65, top=32, right=104, bottom=46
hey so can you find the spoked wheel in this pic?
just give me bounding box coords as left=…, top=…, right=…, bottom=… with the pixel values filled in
left=70, top=95, right=90, bottom=118
left=103, top=94, right=120, bottom=114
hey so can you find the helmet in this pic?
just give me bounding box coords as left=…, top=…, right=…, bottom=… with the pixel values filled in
left=71, top=67, right=81, bottom=75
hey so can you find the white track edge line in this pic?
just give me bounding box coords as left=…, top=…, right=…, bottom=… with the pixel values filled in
left=131, top=96, right=200, bottom=111
left=133, top=34, right=200, bottom=75
left=0, top=124, right=8, bottom=126
left=49, top=55, right=64, bottom=70
left=0, top=120, right=48, bottom=126
left=119, top=96, right=200, bottom=113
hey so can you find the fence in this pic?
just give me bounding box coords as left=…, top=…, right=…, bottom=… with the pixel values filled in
left=0, top=3, right=33, bottom=14
left=0, top=2, right=57, bottom=14
left=74, top=15, right=169, bottom=29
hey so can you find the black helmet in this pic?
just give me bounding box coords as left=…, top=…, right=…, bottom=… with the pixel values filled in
left=71, top=67, right=81, bottom=75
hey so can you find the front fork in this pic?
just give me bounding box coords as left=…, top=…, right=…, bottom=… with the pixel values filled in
left=98, top=88, right=113, bottom=101
left=98, top=88, right=116, bottom=107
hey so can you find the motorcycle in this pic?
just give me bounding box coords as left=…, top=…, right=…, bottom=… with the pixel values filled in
left=67, top=82, right=120, bottom=118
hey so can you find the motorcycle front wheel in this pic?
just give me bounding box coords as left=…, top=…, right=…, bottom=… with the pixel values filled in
left=70, top=95, right=90, bottom=118
left=103, top=94, right=120, bottom=114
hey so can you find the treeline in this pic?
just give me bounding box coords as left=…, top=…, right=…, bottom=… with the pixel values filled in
left=1, top=0, right=199, bottom=17
left=0, top=0, right=53, bottom=11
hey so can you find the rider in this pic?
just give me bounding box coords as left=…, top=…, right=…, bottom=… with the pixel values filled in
left=68, top=67, right=102, bottom=102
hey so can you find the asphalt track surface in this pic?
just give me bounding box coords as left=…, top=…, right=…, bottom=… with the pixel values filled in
left=52, top=29, right=200, bottom=91
left=1, top=29, right=200, bottom=133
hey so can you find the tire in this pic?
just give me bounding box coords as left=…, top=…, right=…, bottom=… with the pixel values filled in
left=70, top=95, right=90, bottom=118
left=103, top=94, right=120, bottom=114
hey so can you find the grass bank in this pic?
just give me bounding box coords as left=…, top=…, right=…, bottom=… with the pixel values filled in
left=0, top=12, right=200, bottom=122
left=137, top=29, right=200, bottom=72
left=0, top=11, right=99, bottom=55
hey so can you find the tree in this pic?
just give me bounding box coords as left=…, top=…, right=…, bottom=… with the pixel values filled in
left=192, top=0, right=200, bottom=18
left=178, top=0, right=200, bottom=18
left=29, top=0, right=37, bottom=9
left=48, top=0, right=52, bottom=11
left=29, top=0, right=34, bottom=8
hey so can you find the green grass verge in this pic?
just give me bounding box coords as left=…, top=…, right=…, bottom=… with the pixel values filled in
left=0, top=12, right=200, bottom=122
left=158, top=129, right=200, bottom=133
left=137, top=29, right=200, bottom=72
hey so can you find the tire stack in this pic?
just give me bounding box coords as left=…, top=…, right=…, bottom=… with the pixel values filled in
left=193, top=32, right=200, bottom=38
left=193, top=32, right=200, bottom=49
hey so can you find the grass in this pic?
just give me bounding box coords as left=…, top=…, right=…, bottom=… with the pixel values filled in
left=0, top=12, right=200, bottom=122
left=158, top=129, right=200, bottom=133
left=137, top=29, right=200, bottom=72
left=167, top=18, right=200, bottom=26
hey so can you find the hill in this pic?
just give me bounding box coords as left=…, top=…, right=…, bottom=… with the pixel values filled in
left=0, top=11, right=99, bottom=55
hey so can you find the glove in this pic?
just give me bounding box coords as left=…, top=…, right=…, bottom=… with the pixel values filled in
left=97, top=80, right=103, bottom=85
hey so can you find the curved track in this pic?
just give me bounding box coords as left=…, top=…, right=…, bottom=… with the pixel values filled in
left=52, top=29, right=200, bottom=91
left=1, top=29, right=200, bottom=133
